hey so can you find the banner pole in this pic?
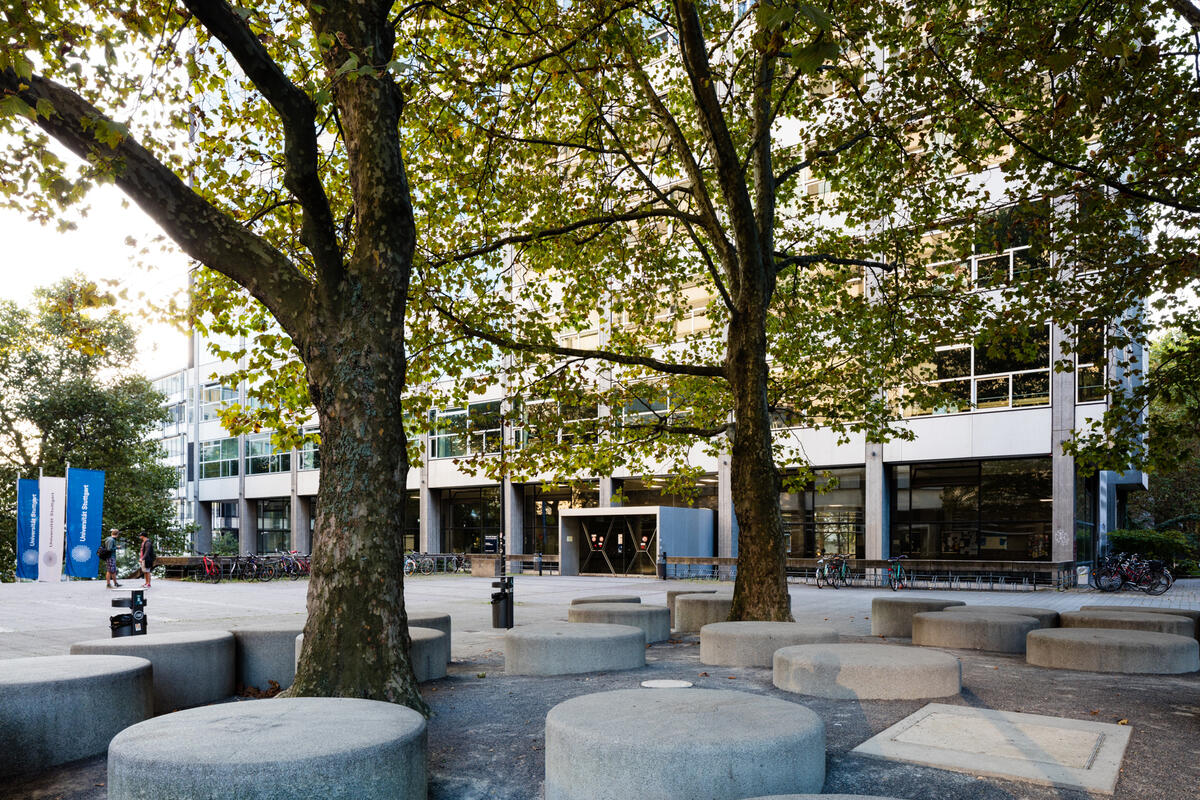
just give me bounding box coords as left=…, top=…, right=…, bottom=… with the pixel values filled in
left=64, top=463, right=70, bottom=580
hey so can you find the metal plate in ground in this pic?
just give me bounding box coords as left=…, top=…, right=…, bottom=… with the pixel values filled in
left=851, top=703, right=1132, bottom=795
left=640, top=679, right=693, bottom=688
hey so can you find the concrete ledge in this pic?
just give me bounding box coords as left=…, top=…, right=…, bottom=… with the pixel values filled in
left=410, top=627, right=449, bottom=682
left=741, top=796, right=904, bottom=799
left=666, top=589, right=717, bottom=627
left=107, top=697, right=426, bottom=800
left=1060, top=610, right=1193, bottom=637
left=870, top=597, right=966, bottom=638
left=231, top=623, right=305, bottom=692
left=700, top=622, right=839, bottom=667
left=70, top=630, right=235, bottom=714
left=0, top=655, right=153, bottom=778
left=568, top=603, right=670, bottom=644
left=569, top=595, right=641, bottom=605
left=912, top=611, right=1042, bottom=654
left=506, top=623, right=645, bottom=675
left=545, top=688, right=824, bottom=800
left=1026, top=628, right=1200, bottom=674
left=408, top=612, right=452, bottom=640
left=943, top=605, right=1060, bottom=628
left=774, top=643, right=961, bottom=700
left=1080, top=605, right=1200, bottom=638
left=674, top=594, right=732, bottom=633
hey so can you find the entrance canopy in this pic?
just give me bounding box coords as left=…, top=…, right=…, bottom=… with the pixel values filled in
left=559, top=506, right=714, bottom=576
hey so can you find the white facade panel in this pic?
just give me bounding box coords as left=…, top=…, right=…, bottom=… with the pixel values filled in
left=297, top=470, right=320, bottom=496
left=198, top=477, right=239, bottom=501
left=1075, top=403, right=1106, bottom=431
left=884, top=407, right=1051, bottom=463
left=786, top=428, right=866, bottom=467
left=244, top=473, right=292, bottom=499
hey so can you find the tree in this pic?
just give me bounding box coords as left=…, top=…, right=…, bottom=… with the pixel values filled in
left=0, top=278, right=180, bottom=581
left=2, top=1, right=430, bottom=709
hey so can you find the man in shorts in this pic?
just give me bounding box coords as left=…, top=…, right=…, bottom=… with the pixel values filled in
left=104, top=528, right=121, bottom=589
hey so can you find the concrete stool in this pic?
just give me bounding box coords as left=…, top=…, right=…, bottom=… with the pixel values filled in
left=1060, top=610, right=1193, bottom=636
left=545, top=688, right=824, bottom=800
left=742, top=796, right=904, bottom=800
left=70, top=630, right=235, bottom=715
left=1080, top=605, right=1200, bottom=638
left=107, top=697, right=426, bottom=800
left=774, top=643, right=961, bottom=700
left=1, top=655, right=153, bottom=777
left=912, top=611, right=1042, bottom=653
left=1027, top=628, right=1199, bottom=674
left=410, top=627, right=449, bottom=682
left=700, top=621, right=839, bottom=667
left=231, top=623, right=305, bottom=692
left=568, top=603, right=670, bottom=644
left=506, top=623, right=645, bottom=675
left=870, top=597, right=966, bottom=638
left=674, top=594, right=733, bottom=633
left=943, top=605, right=1060, bottom=628
left=408, top=612, right=452, bottom=640
left=666, top=588, right=717, bottom=627
left=569, top=595, right=641, bottom=605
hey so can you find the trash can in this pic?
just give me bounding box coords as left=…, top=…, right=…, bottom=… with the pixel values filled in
left=110, top=590, right=147, bottom=637
left=657, top=550, right=667, bottom=580
left=491, top=577, right=514, bottom=629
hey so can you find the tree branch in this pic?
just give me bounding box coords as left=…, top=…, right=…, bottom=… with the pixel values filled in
left=1, top=70, right=314, bottom=338
left=776, top=129, right=873, bottom=187
left=1166, top=0, right=1200, bottom=29
left=774, top=252, right=898, bottom=273
left=183, top=0, right=343, bottom=282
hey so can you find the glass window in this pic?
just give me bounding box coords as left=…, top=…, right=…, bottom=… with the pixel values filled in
left=199, top=384, right=238, bottom=422
left=256, top=498, right=290, bottom=554
left=908, top=325, right=1050, bottom=417
left=1076, top=321, right=1106, bottom=402
left=299, top=429, right=320, bottom=471
left=430, top=408, right=467, bottom=459
left=199, top=438, right=239, bottom=478
left=442, top=487, right=501, bottom=554
left=245, top=433, right=291, bottom=475
left=780, top=468, right=866, bottom=559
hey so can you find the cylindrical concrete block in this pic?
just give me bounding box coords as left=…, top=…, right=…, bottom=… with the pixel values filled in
left=1060, top=610, right=1193, bottom=637
left=545, top=688, right=825, bottom=800
left=570, top=595, right=641, bottom=605
left=912, top=611, right=1041, bottom=653
left=506, top=623, right=645, bottom=675
left=1079, top=606, right=1200, bottom=638
left=700, top=622, right=839, bottom=667
left=410, top=627, right=449, bottom=682
left=674, top=594, right=733, bottom=633
left=107, top=697, right=426, bottom=800
left=408, top=612, right=452, bottom=641
left=741, top=796, right=905, bottom=800
left=232, top=623, right=305, bottom=692
left=1026, top=628, right=1200, bottom=674
left=774, top=643, right=961, bottom=700
left=70, top=630, right=235, bottom=715
left=1, top=655, right=153, bottom=778
left=870, top=597, right=966, bottom=637
left=568, top=603, right=670, bottom=644
left=666, top=589, right=717, bottom=627
left=943, top=605, right=1060, bottom=628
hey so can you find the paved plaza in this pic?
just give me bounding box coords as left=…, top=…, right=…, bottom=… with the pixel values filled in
left=2, top=575, right=1199, bottom=799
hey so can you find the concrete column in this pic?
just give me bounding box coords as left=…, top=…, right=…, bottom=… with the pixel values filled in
left=1051, top=322, right=1077, bottom=562
left=420, top=487, right=442, bottom=554
left=717, top=453, right=737, bottom=558
left=292, top=495, right=312, bottom=555
left=864, top=443, right=888, bottom=560
left=193, top=501, right=213, bottom=554
left=599, top=477, right=616, bottom=507
left=238, top=496, right=255, bottom=555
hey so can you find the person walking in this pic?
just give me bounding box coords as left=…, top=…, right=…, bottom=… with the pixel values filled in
left=103, top=529, right=122, bottom=589
left=138, top=532, right=156, bottom=589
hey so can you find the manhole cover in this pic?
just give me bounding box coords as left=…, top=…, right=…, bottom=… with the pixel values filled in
left=640, top=679, right=693, bottom=689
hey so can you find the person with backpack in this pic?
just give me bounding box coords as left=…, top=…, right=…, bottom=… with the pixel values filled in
left=138, top=532, right=156, bottom=589
left=102, top=528, right=121, bottom=589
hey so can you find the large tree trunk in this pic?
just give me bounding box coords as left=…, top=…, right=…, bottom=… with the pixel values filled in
left=288, top=279, right=425, bottom=712
left=727, top=309, right=793, bottom=621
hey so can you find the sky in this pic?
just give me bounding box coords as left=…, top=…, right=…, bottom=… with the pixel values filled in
left=0, top=183, right=192, bottom=379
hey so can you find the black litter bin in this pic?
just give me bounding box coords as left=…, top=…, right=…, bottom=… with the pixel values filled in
left=110, top=590, right=147, bottom=637
left=491, top=577, right=514, bottom=629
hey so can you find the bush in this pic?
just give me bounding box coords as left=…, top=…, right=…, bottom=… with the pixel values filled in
left=1107, top=528, right=1194, bottom=565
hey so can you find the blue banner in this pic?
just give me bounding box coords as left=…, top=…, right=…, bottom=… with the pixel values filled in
left=16, top=479, right=39, bottom=580
left=64, top=468, right=105, bottom=578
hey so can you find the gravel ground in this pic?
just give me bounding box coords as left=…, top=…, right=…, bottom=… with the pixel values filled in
left=10, top=630, right=1198, bottom=800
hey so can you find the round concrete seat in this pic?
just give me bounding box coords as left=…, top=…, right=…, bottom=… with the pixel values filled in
left=70, top=630, right=234, bottom=714
left=409, top=626, right=449, bottom=682
left=570, top=595, right=641, bottom=605
left=666, top=588, right=717, bottom=626
left=1060, top=610, right=1193, bottom=636
left=774, top=643, right=961, bottom=700
left=408, top=612, right=452, bottom=640
left=107, top=697, right=426, bottom=800
left=231, top=623, right=305, bottom=692
left=545, top=688, right=824, bottom=800
left=1080, top=605, right=1200, bottom=638
left=674, top=593, right=732, bottom=633
left=742, top=795, right=904, bottom=800
left=1026, top=628, right=1199, bottom=674
left=870, top=597, right=966, bottom=638
left=568, top=603, right=669, bottom=644
left=700, top=622, right=839, bottom=667
left=912, top=611, right=1041, bottom=653
left=943, top=605, right=1060, bottom=628
left=0, top=655, right=153, bottom=777
left=506, top=623, right=645, bottom=675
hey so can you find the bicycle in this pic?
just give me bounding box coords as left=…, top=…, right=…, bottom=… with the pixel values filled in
left=814, top=555, right=838, bottom=589
left=403, top=552, right=434, bottom=576
left=197, top=552, right=222, bottom=583
left=831, top=554, right=852, bottom=587
left=451, top=553, right=471, bottom=573
left=886, top=555, right=908, bottom=590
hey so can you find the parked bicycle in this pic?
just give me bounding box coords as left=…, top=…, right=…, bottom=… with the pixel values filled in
left=815, top=554, right=839, bottom=589
left=886, top=555, right=908, bottom=591
left=1092, top=552, right=1173, bottom=595
left=196, top=552, right=222, bottom=583
left=450, top=553, right=471, bottom=573
left=404, top=552, right=435, bottom=576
